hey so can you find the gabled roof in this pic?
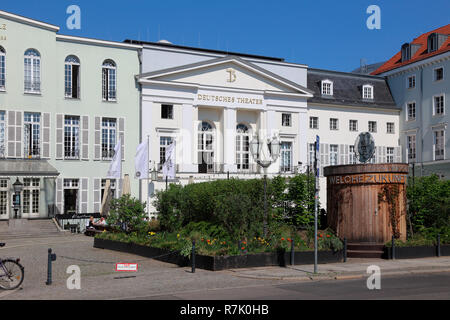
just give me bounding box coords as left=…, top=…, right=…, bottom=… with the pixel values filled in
left=138, top=55, right=314, bottom=96
left=372, top=24, right=450, bottom=75
left=308, top=68, right=398, bottom=110
left=0, top=9, right=60, bottom=32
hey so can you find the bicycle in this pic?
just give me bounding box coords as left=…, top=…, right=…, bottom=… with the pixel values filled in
left=0, top=243, right=25, bottom=290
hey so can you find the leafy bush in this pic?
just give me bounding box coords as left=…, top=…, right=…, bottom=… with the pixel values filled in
left=106, top=194, right=148, bottom=235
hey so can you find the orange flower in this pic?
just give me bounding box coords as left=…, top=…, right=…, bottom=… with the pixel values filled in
left=326, top=235, right=331, bottom=238
left=287, top=238, right=291, bottom=242
left=241, top=247, right=245, bottom=250
left=281, top=238, right=285, bottom=241
left=242, top=241, right=247, bottom=245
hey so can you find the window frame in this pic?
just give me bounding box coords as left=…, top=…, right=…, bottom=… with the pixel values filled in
left=161, top=104, right=174, bottom=120
left=433, top=94, right=445, bottom=116
left=102, top=59, right=117, bottom=102
left=64, top=115, right=80, bottom=160
left=433, top=129, right=445, bottom=161
left=349, top=119, right=358, bottom=132
left=362, top=84, right=374, bottom=100
left=309, top=116, right=318, bottom=129
left=387, top=147, right=394, bottom=163
left=387, top=122, right=395, bottom=134
left=407, top=135, right=416, bottom=162
left=281, top=113, right=292, bottom=127
left=101, top=118, right=117, bottom=160
left=0, top=46, right=5, bottom=91
left=329, top=144, right=338, bottom=166
left=407, top=101, right=416, bottom=121
left=64, top=55, right=80, bottom=99
left=434, top=67, right=444, bottom=82
left=280, top=141, right=293, bottom=173
left=321, top=79, right=333, bottom=96
left=329, top=118, right=339, bottom=131
left=24, top=49, right=41, bottom=94
left=368, top=121, right=377, bottom=133
left=407, top=74, right=416, bottom=89
left=24, top=112, right=41, bottom=158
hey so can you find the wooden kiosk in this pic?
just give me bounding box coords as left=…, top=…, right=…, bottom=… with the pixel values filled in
left=324, top=163, right=408, bottom=244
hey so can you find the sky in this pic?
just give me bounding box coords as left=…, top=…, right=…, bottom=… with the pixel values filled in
left=1, top=0, right=449, bottom=72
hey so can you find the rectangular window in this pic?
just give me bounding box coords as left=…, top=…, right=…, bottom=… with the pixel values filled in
left=161, top=104, right=173, bottom=119
left=434, top=67, right=444, bottom=81
left=330, top=144, right=338, bottom=166
left=434, top=130, right=444, bottom=161
left=349, top=120, right=358, bottom=132
left=349, top=145, right=356, bottom=164
left=387, top=122, right=395, bottom=134
left=434, top=95, right=444, bottom=115
left=101, top=179, right=117, bottom=201
left=0, top=179, right=8, bottom=217
left=330, top=118, right=338, bottom=130
left=282, top=113, right=291, bottom=127
left=24, top=112, right=41, bottom=158
left=368, top=121, right=377, bottom=133
left=321, top=81, right=332, bottom=95
left=102, top=65, right=117, bottom=101
left=407, top=103, right=416, bottom=121
left=280, top=142, right=292, bottom=172
left=64, top=116, right=80, bottom=159
left=309, top=117, right=318, bottom=129
left=407, top=135, right=416, bottom=162
left=0, top=111, right=5, bottom=158
left=159, top=136, right=173, bottom=168
left=363, top=86, right=373, bottom=99
left=101, top=118, right=116, bottom=160
left=407, top=75, right=416, bottom=89
left=0, top=49, right=5, bottom=90
left=387, top=147, right=394, bottom=163
left=23, top=178, right=40, bottom=215
left=65, top=63, right=80, bottom=99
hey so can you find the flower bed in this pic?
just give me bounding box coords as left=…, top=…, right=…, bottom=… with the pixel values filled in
left=93, top=237, right=343, bottom=271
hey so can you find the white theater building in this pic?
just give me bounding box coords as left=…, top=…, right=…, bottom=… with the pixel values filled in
left=130, top=41, right=314, bottom=212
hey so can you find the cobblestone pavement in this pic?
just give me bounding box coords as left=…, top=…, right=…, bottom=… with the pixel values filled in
left=1, top=234, right=449, bottom=300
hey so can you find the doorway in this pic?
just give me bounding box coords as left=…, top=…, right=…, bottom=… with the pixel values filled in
left=0, top=179, right=8, bottom=220
left=63, top=179, right=79, bottom=214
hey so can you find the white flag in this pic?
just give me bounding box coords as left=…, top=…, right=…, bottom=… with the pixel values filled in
left=134, top=141, right=149, bottom=179
left=107, top=138, right=122, bottom=179
left=162, top=141, right=176, bottom=180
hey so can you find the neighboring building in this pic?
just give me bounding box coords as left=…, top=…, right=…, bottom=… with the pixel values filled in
left=127, top=40, right=314, bottom=213
left=307, top=68, right=402, bottom=203
left=372, top=24, right=450, bottom=179
left=0, top=10, right=141, bottom=220
left=352, top=61, right=386, bottom=75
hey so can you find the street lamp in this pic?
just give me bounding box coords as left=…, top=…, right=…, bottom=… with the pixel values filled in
left=12, top=178, right=24, bottom=219
left=250, top=134, right=280, bottom=237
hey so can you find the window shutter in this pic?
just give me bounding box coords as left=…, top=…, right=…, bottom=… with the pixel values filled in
left=56, top=114, right=64, bottom=160
left=81, top=178, right=88, bottom=214
left=395, top=146, right=402, bottom=163
left=94, top=117, right=101, bottom=160
left=383, top=146, right=387, bottom=163
left=42, top=113, right=50, bottom=159
left=320, top=143, right=324, bottom=177
left=56, top=178, right=63, bottom=215
left=93, top=178, right=101, bottom=213
left=118, top=178, right=123, bottom=198
left=7, top=111, right=15, bottom=158
left=324, top=144, right=329, bottom=166
left=339, top=144, right=344, bottom=165
left=15, top=111, right=22, bottom=158
left=344, top=145, right=349, bottom=164
left=82, top=116, right=89, bottom=160
left=119, top=118, right=125, bottom=161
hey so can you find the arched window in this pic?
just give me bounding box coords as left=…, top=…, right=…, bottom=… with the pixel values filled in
left=24, top=49, right=41, bottom=93
left=0, top=46, right=5, bottom=91
left=236, top=124, right=250, bottom=171
left=198, top=121, right=214, bottom=173
left=102, top=59, right=116, bottom=101
left=65, top=55, right=80, bottom=99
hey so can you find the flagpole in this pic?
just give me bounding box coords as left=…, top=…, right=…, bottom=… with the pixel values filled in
left=147, top=135, right=150, bottom=218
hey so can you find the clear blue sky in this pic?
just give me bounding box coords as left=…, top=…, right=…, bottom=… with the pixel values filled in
left=1, top=0, right=449, bottom=71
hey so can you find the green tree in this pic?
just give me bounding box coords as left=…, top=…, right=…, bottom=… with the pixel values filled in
left=107, top=194, right=148, bottom=234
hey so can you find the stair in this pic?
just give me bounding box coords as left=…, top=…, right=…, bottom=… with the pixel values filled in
left=0, top=219, right=69, bottom=240
left=347, top=243, right=385, bottom=259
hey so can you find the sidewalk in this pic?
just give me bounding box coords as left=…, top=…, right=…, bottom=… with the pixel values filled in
left=223, top=257, right=450, bottom=281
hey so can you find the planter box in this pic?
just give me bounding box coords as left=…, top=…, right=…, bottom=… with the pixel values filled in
left=94, top=238, right=343, bottom=271
left=383, top=245, right=450, bottom=259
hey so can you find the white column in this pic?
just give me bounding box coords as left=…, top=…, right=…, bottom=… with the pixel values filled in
left=223, top=107, right=237, bottom=173
left=181, top=103, right=197, bottom=172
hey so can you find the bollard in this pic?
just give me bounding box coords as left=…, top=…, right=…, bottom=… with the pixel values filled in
left=191, top=240, right=196, bottom=274
left=46, top=248, right=57, bottom=285
left=290, top=239, right=295, bottom=266
left=392, top=236, right=395, bottom=260
left=437, top=234, right=441, bottom=257
left=343, top=238, right=347, bottom=263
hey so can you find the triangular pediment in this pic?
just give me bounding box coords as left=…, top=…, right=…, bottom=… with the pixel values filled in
left=138, top=56, right=313, bottom=96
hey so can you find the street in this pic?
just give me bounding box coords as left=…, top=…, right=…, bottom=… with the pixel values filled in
left=1, top=234, right=450, bottom=300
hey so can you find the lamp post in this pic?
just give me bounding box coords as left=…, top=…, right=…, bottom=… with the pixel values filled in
left=250, top=134, right=280, bottom=237
left=12, top=178, right=24, bottom=219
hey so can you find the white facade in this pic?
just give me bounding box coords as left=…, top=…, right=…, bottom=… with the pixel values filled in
left=137, top=48, right=313, bottom=213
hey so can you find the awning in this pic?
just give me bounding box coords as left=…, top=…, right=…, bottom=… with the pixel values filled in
left=0, top=159, right=60, bottom=177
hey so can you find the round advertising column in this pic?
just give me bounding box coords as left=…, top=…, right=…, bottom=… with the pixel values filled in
left=324, top=164, right=409, bottom=243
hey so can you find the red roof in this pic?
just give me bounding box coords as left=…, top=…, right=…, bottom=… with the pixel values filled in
left=371, top=24, right=450, bottom=75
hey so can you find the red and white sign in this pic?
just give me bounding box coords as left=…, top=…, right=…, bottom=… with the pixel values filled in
left=115, top=263, right=138, bottom=272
